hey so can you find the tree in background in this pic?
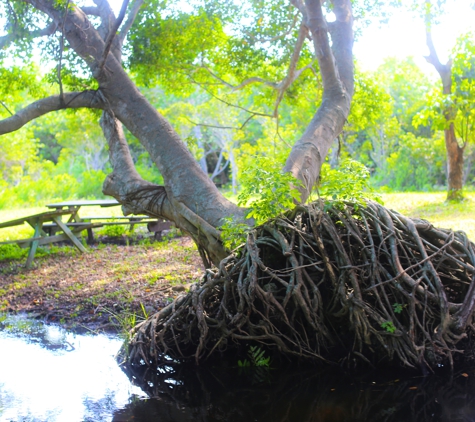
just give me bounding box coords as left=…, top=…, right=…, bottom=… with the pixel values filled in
left=422, top=1, right=475, bottom=200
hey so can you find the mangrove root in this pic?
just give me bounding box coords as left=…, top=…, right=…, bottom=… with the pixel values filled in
left=123, top=200, right=475, bottom=370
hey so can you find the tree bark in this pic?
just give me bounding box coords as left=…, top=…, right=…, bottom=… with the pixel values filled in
left=445, top=122, right=464, bottom=201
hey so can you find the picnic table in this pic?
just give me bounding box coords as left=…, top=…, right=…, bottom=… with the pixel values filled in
left=0, top=209, right=100, bottom=268
left=46, top=199, right=173, bottom=240
left=0, top=200, right=174, bottom=268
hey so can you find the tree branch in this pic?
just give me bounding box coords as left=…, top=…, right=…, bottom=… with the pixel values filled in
left=57, top=0, right=71, bottom=105
left=80, top=6, right=101, bottom=16
left=92, top=0, right=115, bottom=38
left=290, top=0, right=307, bottom=20
left=195, top=18, right=310, bottom=116
left=185, top=114, right=256, bottom=131
left=304, top=0, right=340, bottom=91
left=100, top=110, right=148, bottom=194
left=211, top=151, right=230, bottom=180
left=424, top=0, right=451, bottom=93
left=97, top=0, right=130, bottom=74
left=328, top=0, right=354, bottom=96
left=0, top=21, right=58, bottom=50
left=273, top=21, right=309, bottom=116
left=0, top=91, right=105, bottom=135
left=189, top=76, right=273, bottom=119
left=118, top=0, right=144, bottom=44
left=0, top=101, right=14, bottom=116
left=198, top=66, right=278, bottom=90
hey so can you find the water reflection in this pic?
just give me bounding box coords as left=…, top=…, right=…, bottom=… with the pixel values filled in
left=1, top=316, right=475, bottom=422
left=117, top=360, right=475, bottom=422
left=0, top=315, right=146, bottom=422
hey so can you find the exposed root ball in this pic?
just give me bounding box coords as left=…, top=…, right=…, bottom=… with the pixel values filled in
left=123, top=201, right=475, bottom=370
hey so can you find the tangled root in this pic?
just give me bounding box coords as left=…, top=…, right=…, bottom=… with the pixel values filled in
left=123, top=200, right=475, bottom=370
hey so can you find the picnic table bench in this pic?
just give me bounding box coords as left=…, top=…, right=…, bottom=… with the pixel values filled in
left=0, top=209, right=100, bottom=268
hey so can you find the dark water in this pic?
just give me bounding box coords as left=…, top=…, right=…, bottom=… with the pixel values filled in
left=1, top=316, right=475, bottom=422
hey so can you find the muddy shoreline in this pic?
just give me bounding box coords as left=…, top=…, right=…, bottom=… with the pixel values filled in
left=0, top=236, right=204, bottom=333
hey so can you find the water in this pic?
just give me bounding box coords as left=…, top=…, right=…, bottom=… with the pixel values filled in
left=1, top=316, right=475, bottom=422
left=0, top=316, right=146, bottom=422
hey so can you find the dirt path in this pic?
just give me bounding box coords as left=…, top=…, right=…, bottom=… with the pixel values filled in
left=0, top=237, right=204, bottom=332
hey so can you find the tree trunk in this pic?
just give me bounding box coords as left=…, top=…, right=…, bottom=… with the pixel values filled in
left=284, top=0, right=354, bottom=202
left=24, top=0, right=247, bottom=264
left=424, top=0, right=464, bottom=201
left=445, top=122, right=464, bottom=201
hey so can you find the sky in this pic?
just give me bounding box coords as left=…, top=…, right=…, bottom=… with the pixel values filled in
left=353, top=0, right=475, bottom=78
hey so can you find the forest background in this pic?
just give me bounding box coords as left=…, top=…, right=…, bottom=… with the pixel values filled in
left=0, top=0, right=474, bottom=209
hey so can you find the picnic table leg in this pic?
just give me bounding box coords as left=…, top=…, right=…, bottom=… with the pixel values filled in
left=68, top=206, right=81, bottom=223
left=129, top=217, right=140, bottom=232
left=26, top=220, right=42, bottom=268
left=86, top=227, right=94, bottom=244
left=53, top=217, right=87, bottom=253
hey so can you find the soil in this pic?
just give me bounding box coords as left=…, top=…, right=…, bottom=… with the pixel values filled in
left=0, top=235, right=204, bottom=333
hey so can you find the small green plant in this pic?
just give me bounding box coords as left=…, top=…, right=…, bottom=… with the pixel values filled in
left=238, top=345, right=271, bottom=368
left=381, top=321, right=396, bottom=333
left=99, top=223, right=127, bottom=237
left=318, top=159, right=382, bottom=207
left=392, top=303, right=406, bottom=314
left=238, top=358, right=251, bottom=367
left=104, top=307, right=142, bottom=341
left=0, top=244, right=26, bottom=261
left=221, top=155, right=302, bottom=249
left=238, top=155, right=302, bottom=225
left=220, top=217, right=251, bottom=250
left=140, top=302, right=149, bottom=319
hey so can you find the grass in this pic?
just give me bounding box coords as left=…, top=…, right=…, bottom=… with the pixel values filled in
left=0, top=237, right=204, bottom=331
left=381, top=192, right=475, bottom=241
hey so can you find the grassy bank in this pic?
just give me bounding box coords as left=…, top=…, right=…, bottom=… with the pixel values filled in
left=0, top=237, right=204, bottom=331
left=381, top=192, right=475, bottom=241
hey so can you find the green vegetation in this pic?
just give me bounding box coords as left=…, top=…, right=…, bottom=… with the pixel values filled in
left=1, top=27, right=474, bottom=208
left=318, top=159, right=382, bottom=206
left=381, top=192, right=475, bottom=240
left=238, top=346, right=271, bottom=368
left=381, top=321, right=397, bottom=334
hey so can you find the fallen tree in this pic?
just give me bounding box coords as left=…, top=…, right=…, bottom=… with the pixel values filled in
left=2, top=0, right=474, bottom=371
left=123, top=200, right=475, bottom=371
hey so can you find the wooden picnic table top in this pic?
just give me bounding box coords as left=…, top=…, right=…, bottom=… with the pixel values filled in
left=0, top=209, right=75, bottom=229
left=46, top=199, right=120, bottom=209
